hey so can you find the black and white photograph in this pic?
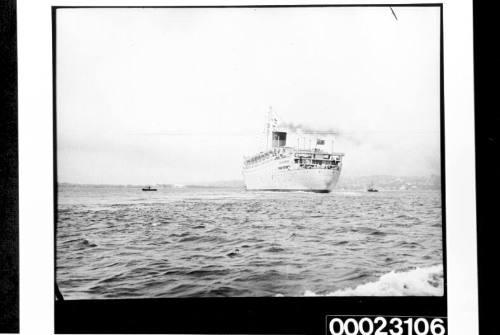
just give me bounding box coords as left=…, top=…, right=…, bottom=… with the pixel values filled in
left=54, top=6, right=445, bottom=300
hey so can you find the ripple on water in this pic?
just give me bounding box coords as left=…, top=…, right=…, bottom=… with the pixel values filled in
left=57, top=187, right=443, bottom=298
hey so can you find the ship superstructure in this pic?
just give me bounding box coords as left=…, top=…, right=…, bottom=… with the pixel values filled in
left=242, top=110, right=344, bottom=192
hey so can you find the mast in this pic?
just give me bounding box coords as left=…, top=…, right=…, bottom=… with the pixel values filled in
left=266, top=106, right=276, bottom=151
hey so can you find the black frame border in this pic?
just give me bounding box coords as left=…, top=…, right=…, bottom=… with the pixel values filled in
left=0, top=0, right=19, bottom=333
left=53, top=4, right=447, bottom=334
left=473, top=0, right=497, bottom=334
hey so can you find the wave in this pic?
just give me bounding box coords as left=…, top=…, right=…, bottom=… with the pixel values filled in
left=304, top=265, right=443, bottom=296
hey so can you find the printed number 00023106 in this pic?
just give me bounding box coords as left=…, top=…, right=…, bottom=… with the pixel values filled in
left=327, top=316, right=446, bottom=335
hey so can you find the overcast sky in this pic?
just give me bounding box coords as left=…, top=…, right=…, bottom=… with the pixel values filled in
left=56, top=6, right=441, bottom=185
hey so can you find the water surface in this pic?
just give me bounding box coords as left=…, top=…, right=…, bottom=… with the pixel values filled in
left=56, top=185, right=443, bottom=299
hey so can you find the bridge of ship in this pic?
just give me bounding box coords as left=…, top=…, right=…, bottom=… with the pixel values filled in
left=244, top=130, right=344, bottom=169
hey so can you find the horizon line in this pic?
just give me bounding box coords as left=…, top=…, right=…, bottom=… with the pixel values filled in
left=57, top=174, right=441, bottom=187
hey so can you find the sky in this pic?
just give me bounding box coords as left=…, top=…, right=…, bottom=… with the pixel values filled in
left=56, top=6, right=441, bottom=185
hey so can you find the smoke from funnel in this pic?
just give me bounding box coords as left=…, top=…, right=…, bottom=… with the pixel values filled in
left=278, top=121, right=363, bottom=146
left=278, top=122, right=339, bottom=134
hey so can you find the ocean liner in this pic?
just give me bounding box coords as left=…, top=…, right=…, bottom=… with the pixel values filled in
left=242, top=111, right=344, bottom=193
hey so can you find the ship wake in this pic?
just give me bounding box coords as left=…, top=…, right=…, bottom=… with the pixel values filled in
left=303, top=265, right=443, bottom=296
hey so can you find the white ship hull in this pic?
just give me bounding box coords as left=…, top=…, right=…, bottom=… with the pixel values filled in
left=242, top=158, right=341, bottom=193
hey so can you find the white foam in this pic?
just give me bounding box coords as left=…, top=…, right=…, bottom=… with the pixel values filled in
left=304, top=265, right=444, bottom=296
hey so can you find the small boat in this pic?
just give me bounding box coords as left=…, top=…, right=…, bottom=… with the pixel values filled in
left=367, top=183, right=378, bottom=192
left=142, top=186, right=157, bottom=191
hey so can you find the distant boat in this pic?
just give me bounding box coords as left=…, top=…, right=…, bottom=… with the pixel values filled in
left=142, top=186, right=157, bottom=191
left=367, top=183, right=378, bottom=192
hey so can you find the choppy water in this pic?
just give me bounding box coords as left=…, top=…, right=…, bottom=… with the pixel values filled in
left=56, top=185, right=444, bottom=299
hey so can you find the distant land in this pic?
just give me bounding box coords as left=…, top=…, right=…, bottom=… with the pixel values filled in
left=336, top=175, right=441, bottom=191
left=59, top=175, right=441, bottom=191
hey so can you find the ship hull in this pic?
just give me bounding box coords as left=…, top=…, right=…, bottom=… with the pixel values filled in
left=242, top=159, right=341, bottom=193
